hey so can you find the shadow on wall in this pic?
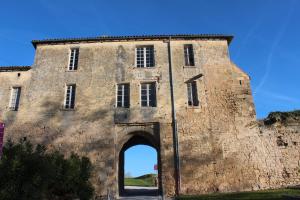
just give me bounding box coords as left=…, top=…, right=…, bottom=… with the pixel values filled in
left=82, top=98, right=115, bottom=122
left=179, top=137, right=256, bottom=194
left=83, top=109, right=109, bottom=122
left=5, top=99, right=114, bottom=154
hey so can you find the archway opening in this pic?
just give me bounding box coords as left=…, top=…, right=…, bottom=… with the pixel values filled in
left=119, top=134, right=161, bottom=197
left=125, top=145, right=158, bottom=191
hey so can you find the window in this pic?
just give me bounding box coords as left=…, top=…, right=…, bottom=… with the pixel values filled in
left=69, top=48, right=79, bottom=70
left=117, top=84, right=130, bottom=108
left=184, top=44, right=195, bottom=66
left=141, top=82, right=156, bottom=107
left=136, top=46, right=154, bottom=67
left=9, top=87, right=21, bottom=111
left=187, top=81, right=199, bottom=106
left=64, top=84, right=76, bottom=109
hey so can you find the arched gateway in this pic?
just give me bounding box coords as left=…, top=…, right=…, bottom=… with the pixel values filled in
left=113, top=122, right=173, bottom=198
left=118, top=131, right=162, bottom=197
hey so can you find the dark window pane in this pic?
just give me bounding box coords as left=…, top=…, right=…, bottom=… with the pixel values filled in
left=141, top=84, right=147, bottom=90
left=124, top=100, right=129, bottom=108
left=117, top=101, right=122, bottom=107
left=187, top=83, right=193, bottom=106
left=141, top=95, right=147, bottom=101
left=124, top=84, right=130, bottom=108
left=141, top=90, right=147, bottom=95
left=70, top=85, right=76, bottom=109
left=149, top=83, right=156, bottom=107
left=141, top=82, right=156, bottom=107
left=146, top=46, right=154, bottom=67
left=192, top=81, right=199, bottom=106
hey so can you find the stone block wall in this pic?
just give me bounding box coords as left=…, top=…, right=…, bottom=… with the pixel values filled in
left=258, top=119, right=300, bottom=188
left=172, top=40, right=265, bottom=194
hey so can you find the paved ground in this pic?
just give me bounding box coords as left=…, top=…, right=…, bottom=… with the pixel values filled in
left=118, top=186, right=162, bottom=200
left=119, top=196, right=162, bottom=200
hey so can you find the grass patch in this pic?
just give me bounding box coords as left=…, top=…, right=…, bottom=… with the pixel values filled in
left=124, top=174, right=157, bottom=187
left=176, top=189, right=300, bottom=200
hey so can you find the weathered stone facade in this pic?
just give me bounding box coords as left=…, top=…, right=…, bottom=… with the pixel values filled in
left=0, top=35, right=299, bottom=198
left=257, top=115, right=300, bottom=188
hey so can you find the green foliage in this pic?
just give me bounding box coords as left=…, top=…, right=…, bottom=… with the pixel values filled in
left=264, top=110, right=300, bottom=125
left=124, top=174, right=157, bottom=187
left=176, top=189, right=300, bottom=200
left=0, top=139, right=94, bottom=200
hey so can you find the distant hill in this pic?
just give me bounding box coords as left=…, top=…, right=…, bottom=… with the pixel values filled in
left=135, top=174, right=157, bottom=179
left=124, top=173, right=157, bottom=187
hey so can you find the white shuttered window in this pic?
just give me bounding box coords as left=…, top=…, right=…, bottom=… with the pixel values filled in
left=64, top=84, right=76, bottom=109
left=69, top=48, right=79, bottom=70
left=136, top=46, right=154, bottom=67
left=117, top=84, right=130, bottom=108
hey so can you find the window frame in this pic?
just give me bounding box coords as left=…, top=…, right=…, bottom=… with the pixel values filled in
left=140, top=82, right=157, bottom=107
left=116, top=83, right=130, bottom=108
left=135, top=45, right=155, bottom=68
left=184, top=44, right=195, bottom=66
left=68, top=48, right=79, bottom=71
left=9, top=86, right=21, bottom=111
left=187, top=81, right=199, bottom=107
left=64, top=84, right=76, bottom=110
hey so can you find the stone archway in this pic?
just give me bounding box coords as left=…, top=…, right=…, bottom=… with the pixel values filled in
left=118, top=131, right=162, bottom=197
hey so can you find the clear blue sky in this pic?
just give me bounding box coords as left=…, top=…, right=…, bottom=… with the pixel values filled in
left=1, top=0, right=300, bottom=176
left=125, top=145, right=157, bottom=177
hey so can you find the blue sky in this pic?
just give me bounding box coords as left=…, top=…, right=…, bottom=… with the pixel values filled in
left=125, top=145, right=157, bottom=177
left=1, top=0, right=299, bottom=176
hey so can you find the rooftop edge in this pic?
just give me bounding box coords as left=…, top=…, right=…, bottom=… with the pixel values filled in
left=0, top=66, right=31, bottom=72
left=31, top=34, right=234, bottom=48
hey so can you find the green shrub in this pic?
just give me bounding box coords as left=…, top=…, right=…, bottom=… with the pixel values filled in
left=264, top=110, right=300, bottom=125
left=0, top=139, right=94, bottom=200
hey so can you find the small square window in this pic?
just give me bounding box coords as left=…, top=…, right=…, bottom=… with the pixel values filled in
left=136, top=46, right=155, bottom=68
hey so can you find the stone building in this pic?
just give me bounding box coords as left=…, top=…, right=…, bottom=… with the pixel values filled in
left=0, top=34, right=299, bottom=199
